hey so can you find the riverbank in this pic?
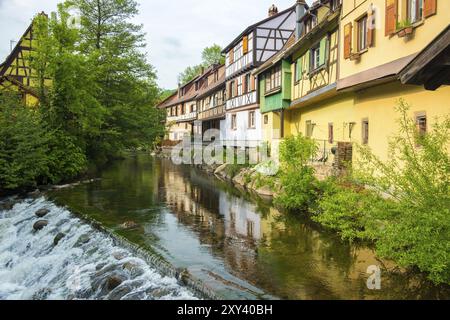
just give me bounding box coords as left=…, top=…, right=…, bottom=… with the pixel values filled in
left=156, top=145, right=450, bottom=288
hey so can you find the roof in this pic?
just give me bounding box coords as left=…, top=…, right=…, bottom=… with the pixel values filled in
left=196, top=77, right=225, bottom=100
left=222, top=4, right=304, bottom=54
left=156, top=92, right=178, bottom=109
left=399, top=24, right=450, bottom=90
left=283, top=7, right=340, bottom=59
left=0, top=12, right=46, bottom=76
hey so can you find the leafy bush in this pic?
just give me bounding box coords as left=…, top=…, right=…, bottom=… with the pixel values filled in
left=314, top=100, right=450, bottom=284
left=0, top=94, right=50, bottom=190
left=274, top=135, right=320, bottom=211
left=313, top=180, right=398, bottom=241
left=0, top=94, right=87, bottom=190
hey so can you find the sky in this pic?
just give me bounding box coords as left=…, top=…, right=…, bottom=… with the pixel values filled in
left=0, top=0, right=313, bottom=89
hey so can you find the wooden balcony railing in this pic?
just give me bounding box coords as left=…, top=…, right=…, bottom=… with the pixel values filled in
left=197, top=104, right=226, bottom=120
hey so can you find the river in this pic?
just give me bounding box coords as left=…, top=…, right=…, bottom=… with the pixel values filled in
left=1, top=154, right=449, bottom=300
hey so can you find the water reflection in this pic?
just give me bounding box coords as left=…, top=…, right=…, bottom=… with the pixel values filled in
left=50, top=154, right=450, bottom=300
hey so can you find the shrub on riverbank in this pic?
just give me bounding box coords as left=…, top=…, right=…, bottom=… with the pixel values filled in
left=273, top=101, right=450, bottom=284
left=0, top=94, right=86, bottom=190
left=313, top=101, right=450, bottom=285
left=274, top=134, right=320, bottom=210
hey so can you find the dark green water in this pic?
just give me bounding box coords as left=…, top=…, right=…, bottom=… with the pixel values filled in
left=49, top=154, right=450, bottom=300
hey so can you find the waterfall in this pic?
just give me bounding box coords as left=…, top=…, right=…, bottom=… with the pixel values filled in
left=0, top=197, right=198, bottom=300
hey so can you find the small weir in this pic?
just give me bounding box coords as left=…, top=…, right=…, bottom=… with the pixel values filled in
left=0, top=197, right=199, bottom=300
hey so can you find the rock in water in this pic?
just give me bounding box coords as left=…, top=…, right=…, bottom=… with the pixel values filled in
left=120, top=221, right=139, bottom=230
left=74, top=234, right=90, bottom=247
left=54, top=233, right=66, bottom=246
left=33, top=220, right=49, bottom=231
left=107, top=276, right=124, bottom=291
left=35, top=209, right=50, bottom=218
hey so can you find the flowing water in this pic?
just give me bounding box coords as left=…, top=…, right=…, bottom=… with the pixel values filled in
left=1, top=154, right=449, bottom=300
left=0, top=198, right=197, bottom=300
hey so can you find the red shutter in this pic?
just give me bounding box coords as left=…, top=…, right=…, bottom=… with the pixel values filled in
left=424, top=0, right=437, bottom=18
left=385, top=0, right=397, bottom=36
left=242, top=75, right=247, bottom=93
left=367, top=11, right=375, bottom=47
left=344, top=23, right=352, bottom=59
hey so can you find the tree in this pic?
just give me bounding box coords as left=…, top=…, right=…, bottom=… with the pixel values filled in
left=177, top=65, right=203, bottom=86
left=201, top=44, right=225, bottom=67
left=177, top=44, right=225, bottom=85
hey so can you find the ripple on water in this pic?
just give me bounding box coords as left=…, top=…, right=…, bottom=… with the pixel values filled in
left=0, top=197, right=198, bottom=300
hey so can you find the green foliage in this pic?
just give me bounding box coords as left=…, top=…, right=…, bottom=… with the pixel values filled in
left=0, top=94, right=86, bottom=190
left=178, top=44, right=225, bottom=85
left=313, top=180, right=395, bottom=241
left=275, top=135, right=320, bottom=211
left=354, top=100, right=450, bottom=284
left=178, top=65, right=203, bottom=86
left=314, top=101, right=450, bottom=284
left=0, top=0, right=165, bottom=191
left=201, top=44, right=225, bottom=66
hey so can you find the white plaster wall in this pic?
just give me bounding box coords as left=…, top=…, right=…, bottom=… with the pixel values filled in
left=223, top=109, right=262, bottom=146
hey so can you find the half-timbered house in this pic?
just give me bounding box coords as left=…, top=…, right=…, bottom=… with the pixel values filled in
left=222, top=3, right=307, bottom=148
left=157, top=77, right=199, bottom=142
left=0, top=12, right=47, bottom=106
left=195, top=64, right=226, bottom=139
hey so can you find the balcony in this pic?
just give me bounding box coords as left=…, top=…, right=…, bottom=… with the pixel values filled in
left=166, top=111, right=197, bottom=123
left=226, top=91, right=257, bottom=110
left=198, top=104, right=226, bottom=121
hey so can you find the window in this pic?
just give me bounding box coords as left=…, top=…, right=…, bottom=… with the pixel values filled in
left=362, top=119, right=369, bottom=145
left=408, top=0, right=424, bottom=23
left=328, top=123, right=334, bottom=144
left=311, top=46, right=321, bottom=71
left=264, top=115, right=269, bottom=125
left=330, top=0, right=341, bottom=11
left=306, top=120, right=313, bottom=138
left=230, top=80, right=236, bottom=97
left=248, top=111, right=256, bottom=129
left=416, top=112, right=427, bottom=137
left=265, top=65, right=281, bottom=93
left=247, top=220, right=254, bottom=238
left=357, top=15, right=368, bottom=52
left=244, top=74, right=251, bottom=94
left=231, top=114, right=237, bottom=130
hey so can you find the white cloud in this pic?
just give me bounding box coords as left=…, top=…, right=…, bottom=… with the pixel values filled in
left=0, top=0, right=314, bottom=89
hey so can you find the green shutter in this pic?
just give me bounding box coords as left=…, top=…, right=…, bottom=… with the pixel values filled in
left=304, top=53, right=310, bottom=74
left=296, top=57, right=303, bottom=81
left=319, top=36, right=328, bottom=66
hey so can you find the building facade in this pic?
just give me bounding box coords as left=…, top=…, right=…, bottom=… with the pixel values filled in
left=195, top=64, right=227, bottom=140
left=222, top=3, right=307, bottom=148
left=255, top=0, right=449, bottom=168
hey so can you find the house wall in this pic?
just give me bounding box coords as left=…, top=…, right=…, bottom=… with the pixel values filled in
left=224, top=109, right=262, bottom=146
left=286, top=82, right=450, bottom=163
left=340, top=0, right=450, bottom=79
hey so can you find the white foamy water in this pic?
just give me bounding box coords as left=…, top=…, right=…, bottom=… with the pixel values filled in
left=0, top=197, right=197, bottom=300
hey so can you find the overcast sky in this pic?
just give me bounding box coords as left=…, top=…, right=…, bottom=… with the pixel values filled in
left=0, top=0, right=313, bottom=89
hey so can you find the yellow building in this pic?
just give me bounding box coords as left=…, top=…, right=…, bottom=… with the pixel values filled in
left=0, top=13, right=46, bottom=107
left=256, top=0, right=449, bottom=168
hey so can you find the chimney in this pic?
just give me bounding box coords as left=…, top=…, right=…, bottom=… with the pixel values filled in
left=295, top=0, right=307, bottom=40
left=268, top=4, right=278, bottom=17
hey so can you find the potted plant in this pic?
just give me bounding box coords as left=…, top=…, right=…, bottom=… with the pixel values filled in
left=396, top=19, right=413, bottom=37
